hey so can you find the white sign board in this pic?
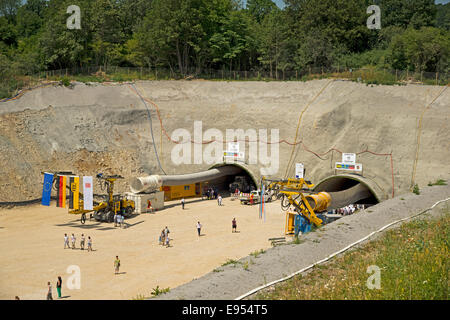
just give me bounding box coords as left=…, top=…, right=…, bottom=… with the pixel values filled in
left=342, top=153, right=356, bottom=164
left=228, top=142, right=240, bottom=153
left=335, top=162, right=363, bottom=172
left=295, top=163, right=304, bottom=179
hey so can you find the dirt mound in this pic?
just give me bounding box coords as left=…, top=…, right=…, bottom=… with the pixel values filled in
left=0, top=80, right=448, bottom=201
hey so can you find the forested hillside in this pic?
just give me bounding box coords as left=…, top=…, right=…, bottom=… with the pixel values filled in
left=0, top=0, right=449, bottom=78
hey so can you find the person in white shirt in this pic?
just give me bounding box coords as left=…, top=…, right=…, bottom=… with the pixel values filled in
left=71, top=234, right=76, bottom=249
left=87, top=236, right=93, bottom=251
left=181, top=198, right=185, bottom=210
left=80, top=234, right=85, bottom=250
left=197, top=222, right=202, bottom=237
left=64, top=234, right=69, bottom=249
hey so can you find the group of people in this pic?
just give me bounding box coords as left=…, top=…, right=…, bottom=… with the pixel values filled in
left=46, top=276, right=63, bottom=300
left=64, top=233, right=92, bottom=251
left=333, top=204, right=365, bottom=216
left=159, top=226, right=171, bottom=247
left=204, top=187, right=218, bottom=200
left=114, top=213, right=125, bottom=228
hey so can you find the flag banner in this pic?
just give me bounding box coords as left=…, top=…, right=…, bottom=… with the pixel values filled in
left=56, top=175, right=61, bottom=207
left=73, top=176, right=79, bottom=210
left=57, top=176, right=67, bottom=208
left=69, top=176, right=80, bottom=210
left=69, top=176, right=74, bottom=209
left=83, top=176, right=93, bottom=211
left=41, top=173, right=54, bottom=206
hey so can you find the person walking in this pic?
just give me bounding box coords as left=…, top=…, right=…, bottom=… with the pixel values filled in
left=71, top=234, right=76, bottom=249
left=87, top=236, right=93, bottom=252
left=80, top=234, right=85, bottom=250
left=164, top=226, right=170, bottom=239
left=159, top=229, right=164, bottom=245
left=217, top=194, right=223, bottom=206
left=181, top=198, right=185, bottom=210
left=46, top=281, right=53, bottom=300
left=196, top=221, right=202, bottom=237
left=232, top=218, right=237, bottom=233
left=56, top=276, right=62, bottom=299
left=165, top=234, right=170, bottom=248
left=64, top=233, right=69, bottom=249
left=114, top=256, right=121, bottom=275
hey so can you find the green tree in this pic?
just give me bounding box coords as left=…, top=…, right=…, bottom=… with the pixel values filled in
left=435, top=3, right=450, bottom=30
left=388, top=27, right=450, bottom=72
left=380, top=0, right=436, bottom=29
left=246, top=0, right=278, bottom=22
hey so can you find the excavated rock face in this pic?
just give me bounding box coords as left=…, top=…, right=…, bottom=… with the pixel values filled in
left=0, top=80, right=448, bottom=202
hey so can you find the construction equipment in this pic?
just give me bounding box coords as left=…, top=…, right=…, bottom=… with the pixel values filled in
left=69, top=174, right=135, bottom=223
left=262, top=177, right=329, bottom=234
left=42, top=171, right=135, bottom=224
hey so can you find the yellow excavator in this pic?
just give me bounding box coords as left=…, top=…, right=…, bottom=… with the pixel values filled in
left=69, top=174, right=135, bottom=224
left=263, top=177, right=331, bottom=234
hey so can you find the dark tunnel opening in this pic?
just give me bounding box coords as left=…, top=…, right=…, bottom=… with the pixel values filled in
left=207, top=164, right=258, bottom=195
left=313, top=176, right=379, bottom=209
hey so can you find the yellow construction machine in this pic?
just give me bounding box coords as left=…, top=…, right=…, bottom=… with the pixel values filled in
left=263, top=177, right=331, bottom=234
left=69, top=174, right=135, bottom=224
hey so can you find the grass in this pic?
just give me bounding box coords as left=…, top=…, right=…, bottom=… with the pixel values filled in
left=413, top=184, right=421, bottom=195
left=2, top=66, right=447, bottom=100
left=222, top=259, right=240, bottom=267
left=428, top=179, right=447, bottom=186
left=250, top=249, right=266, bottom=258
left=151, top=285, right=170, bottom=297
left=254, top=209, right=449, bottom=300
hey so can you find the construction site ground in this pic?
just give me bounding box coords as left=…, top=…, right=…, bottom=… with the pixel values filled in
left=0, top=196, right=286, bottom=300
left=1, top=182, right=448, bottom=300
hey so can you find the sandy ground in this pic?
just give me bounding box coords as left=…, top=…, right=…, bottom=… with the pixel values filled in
left=0, top=196, right=285, bottom=300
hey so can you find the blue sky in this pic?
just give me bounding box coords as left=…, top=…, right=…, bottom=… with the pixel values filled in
left=243, top=0, right=450, bottom=9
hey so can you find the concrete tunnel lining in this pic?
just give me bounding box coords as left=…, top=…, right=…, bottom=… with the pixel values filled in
left=313, top=174, right=384, bottom=210
left=209, top=163, right=260, bottom=190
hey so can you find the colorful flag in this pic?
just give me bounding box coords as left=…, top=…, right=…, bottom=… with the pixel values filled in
left=69, top=176, right=80, bottom=210
left=41, top=173, right=54, bottom=206
left=83, top=176, right=93, bottom=211
left=56, top=176, right=67, bottom=208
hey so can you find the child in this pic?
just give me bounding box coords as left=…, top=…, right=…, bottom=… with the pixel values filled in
left=87, top=236, right=93, bottom=251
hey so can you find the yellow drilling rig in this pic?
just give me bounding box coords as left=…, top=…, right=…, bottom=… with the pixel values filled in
left=263, top=177, right=332, bottom=235
left=69, top=174, right=135, bottom=224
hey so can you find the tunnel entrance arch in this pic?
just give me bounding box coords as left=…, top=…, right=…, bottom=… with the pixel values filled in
left=209, top=163, right=260, bottom=194
left=313, top=174, right=385, bottom=207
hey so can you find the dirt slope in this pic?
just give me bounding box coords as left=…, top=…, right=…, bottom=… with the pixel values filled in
left=0, top=80, right=448, bottom=201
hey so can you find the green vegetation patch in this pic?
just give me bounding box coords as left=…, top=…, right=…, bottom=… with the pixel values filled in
left=255, top=210, right=449, bottom=300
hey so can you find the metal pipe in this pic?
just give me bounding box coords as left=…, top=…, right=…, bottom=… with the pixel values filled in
left=129, top=166, right=242, bottom=194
